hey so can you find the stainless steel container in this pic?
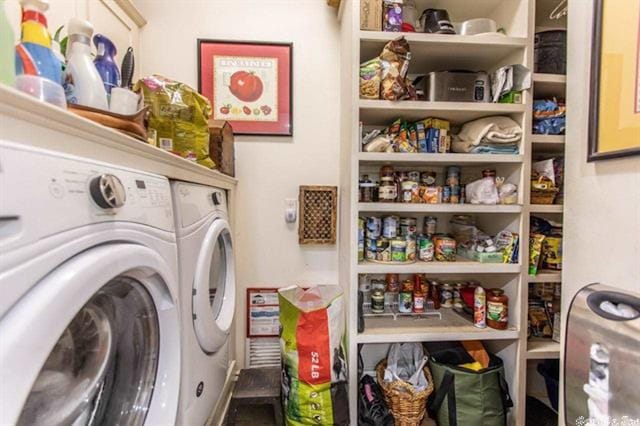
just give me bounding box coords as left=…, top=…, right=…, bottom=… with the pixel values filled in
left=564, top=283, right=640, bottom=425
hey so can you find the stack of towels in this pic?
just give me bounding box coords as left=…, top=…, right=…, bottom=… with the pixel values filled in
left=452, top=116, right=522, bottom=154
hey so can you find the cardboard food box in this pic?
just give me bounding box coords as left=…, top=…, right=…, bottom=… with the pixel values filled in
left=360, top=0, right=382, bottom=31
left=208, top=119, right=235, bottom=177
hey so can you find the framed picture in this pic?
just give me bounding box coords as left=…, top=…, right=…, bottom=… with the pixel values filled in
left=198, top=40, right=293, bottom=136
left=588, top=0, right=640, bottom=161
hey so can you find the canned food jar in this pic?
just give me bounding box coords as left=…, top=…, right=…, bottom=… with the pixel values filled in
left=376, top=238, right=391, bottom=262
left=487, top=288, right=509, bottom=330
left=442, top=186, right=451, bottom=203
left=413, top=292, right=425, bottom=313
left=450, top=185, right=460, bottom=204
left=384, top=291, right=397, bottom=307
left=405, top=237, right=416, bottom=261
left=390, top=239, right=407, bottom=262
left=382, top=215, right=399, bottom=238
left=359, top=174, right=376, bottom=202
left=441, top=283, right=454, bottom=308
left=423, top=216, right=437, bottom=236
left=401, top=180, right=417, bottom=203
left=431, top=281, right=441, bottom=309
left=434, top=236, right=457, bottom=262
left=365, top=238, right=377, bottom=261
left=358, top=275, right=371, bottom=304
left=386, top=273, right=400, bottom=292
left=446, top=166, right=461, bottom=186
left=371, top=289, right=385, bottom=313
left=366, top=216, right=381, bottom=238
left=401, top=279, right=414, bottom=293
left=453, top=282, right=466, bottom=308
left=418, top=235, right=434, bottom=262
left=407, top=170, right=421, bottom=182
left=399, top=217, right=417, bottom=238
left=358, top=217, right=365, bottom=262
left=380, top=165, right=395, bottom=179
left=420, top=171, right=437, bottom=187
left=379, top=178, right=397, bottom=202
left=398, top=291, right=413, bottom=313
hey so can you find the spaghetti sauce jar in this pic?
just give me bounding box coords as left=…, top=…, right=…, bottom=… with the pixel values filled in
left=487, top=288, right=509, bottom=330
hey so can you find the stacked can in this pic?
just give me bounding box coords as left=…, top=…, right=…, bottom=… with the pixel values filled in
left=445, top=166, right=465, bottom=204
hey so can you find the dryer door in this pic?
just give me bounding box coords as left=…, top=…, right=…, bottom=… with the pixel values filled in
left=0, top=244, right=180, bottom=426
left=192, top=217, right=236, bottom=354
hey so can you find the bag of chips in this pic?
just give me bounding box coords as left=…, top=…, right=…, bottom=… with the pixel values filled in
left=379, top=36, right=411, bottom=101
left=135, top=75, right=215, bottom=168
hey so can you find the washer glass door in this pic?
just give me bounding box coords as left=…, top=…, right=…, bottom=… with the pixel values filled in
left=193, top=218, right=236, bottom=354
left=18, top=277, right=159, bottom=426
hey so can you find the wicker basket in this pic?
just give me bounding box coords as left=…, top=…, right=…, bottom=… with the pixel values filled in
left=531, top=188, right=558, bottom=204
left=375, top=360, right=434, bottom=426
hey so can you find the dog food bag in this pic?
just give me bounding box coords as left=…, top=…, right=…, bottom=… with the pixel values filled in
left=134, top=75, right=215, bottom=168
left=278, top=285, right=349, bottom=426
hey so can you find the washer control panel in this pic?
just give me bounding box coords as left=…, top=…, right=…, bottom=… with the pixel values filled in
left=0, top=142, right=175, bottom=244
left=172, top=181, right=228, bottom=229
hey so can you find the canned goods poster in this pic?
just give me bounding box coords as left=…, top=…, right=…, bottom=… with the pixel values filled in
left=198, top=40, right=293, bottom=136
left=246, top=288, right=280, bottom=337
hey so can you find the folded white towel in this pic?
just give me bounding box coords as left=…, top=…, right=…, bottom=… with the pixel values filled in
left=452, top=116, right=523, bottom=153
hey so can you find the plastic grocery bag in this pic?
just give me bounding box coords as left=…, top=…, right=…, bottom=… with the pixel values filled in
left=278, top=285, right=349, bottom=426
left=134, top=75, right=215, bottom=168
left=384, top=343, right=429, bottom=391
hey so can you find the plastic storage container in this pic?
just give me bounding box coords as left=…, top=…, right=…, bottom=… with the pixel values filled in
left=15, top=74, right=67, bottom=108
left=534, top=30, right=567, bottom=74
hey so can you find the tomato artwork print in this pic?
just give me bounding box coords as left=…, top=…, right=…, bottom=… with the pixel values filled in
left=198, top=40, right=292, bottom=136
left=212, top=55, right=278, bottom=123
left=229, top=71, right=264, bottom=102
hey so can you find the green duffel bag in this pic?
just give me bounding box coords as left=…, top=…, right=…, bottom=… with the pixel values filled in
left=427, top=354, right=513, bottom=426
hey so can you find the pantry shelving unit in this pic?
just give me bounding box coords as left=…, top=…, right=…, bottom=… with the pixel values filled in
left=339, top=1, right=537, bottom=424
left=525, top=0, right=566, bottom=421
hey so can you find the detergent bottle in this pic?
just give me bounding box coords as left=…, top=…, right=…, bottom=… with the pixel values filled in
left=14, top=0, right=63, bottom=84
left=64, top=17, right=108, bottom=110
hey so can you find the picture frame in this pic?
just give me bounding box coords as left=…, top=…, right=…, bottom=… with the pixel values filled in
left=588, top=0, right=640, bottom=161
left=198, top=39, right=293, bottom=136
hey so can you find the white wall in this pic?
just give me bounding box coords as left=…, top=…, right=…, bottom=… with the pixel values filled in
left=562, top=0, right=640, bottom=420
left=135, top=0, right=341, bottom=367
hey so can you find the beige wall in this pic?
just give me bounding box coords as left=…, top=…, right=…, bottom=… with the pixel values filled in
left=136, top=0, right=341, bottom=367
left=562, top=0, right=640, bottom=420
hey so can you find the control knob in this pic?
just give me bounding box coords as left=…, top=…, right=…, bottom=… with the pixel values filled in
left=90, top=174, right=126, bottom=209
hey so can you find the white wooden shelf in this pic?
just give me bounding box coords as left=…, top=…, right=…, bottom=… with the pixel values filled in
left=0, top=84, right=237, bottom=190
left=359, top=203, right=522, bottom=214
left=360, top=31, right=528, bottom=72
left=529, top=204, right=564, bottom=213
left=357, top=152, right=524, bottom=165
left=533, top=73, right=566, bottom=98
left=359, top=99, right=526, bottom=124
left=527, top=339, right=561, bottom=359
left=358, top=309, right=520, bottom=344
left=357, top=259, right=521, bottom=274
left=528, top=270, right=562, bottom=283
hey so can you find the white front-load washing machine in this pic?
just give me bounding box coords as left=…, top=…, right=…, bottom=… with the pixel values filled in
left=0, top=141, right=181, bottom=425
left=171, top=181, right=236, bottom=425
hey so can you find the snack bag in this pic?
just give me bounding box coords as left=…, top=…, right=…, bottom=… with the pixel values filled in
left=379, top=37, right=411, bottom=100
left=135, top=75, right=215, bottom=168
left=359, top=58, right=382, bottom=99
left=529, top=234, right=546, bottom=275
left=278, top=286, right=349, bottom=426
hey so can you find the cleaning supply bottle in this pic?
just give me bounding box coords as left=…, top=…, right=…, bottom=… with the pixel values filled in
left=64, top=17, right=108, bottom=110
left=14, top=0, right=62, bottom=84
left=0, top=0, right=15, bottom=86
left=93, top=33, right=120, bottom=95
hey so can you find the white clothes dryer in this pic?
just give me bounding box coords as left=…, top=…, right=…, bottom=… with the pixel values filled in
left=0, top=142, right=181, bottom=425
left=171, top=181, right=236, bottom=425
